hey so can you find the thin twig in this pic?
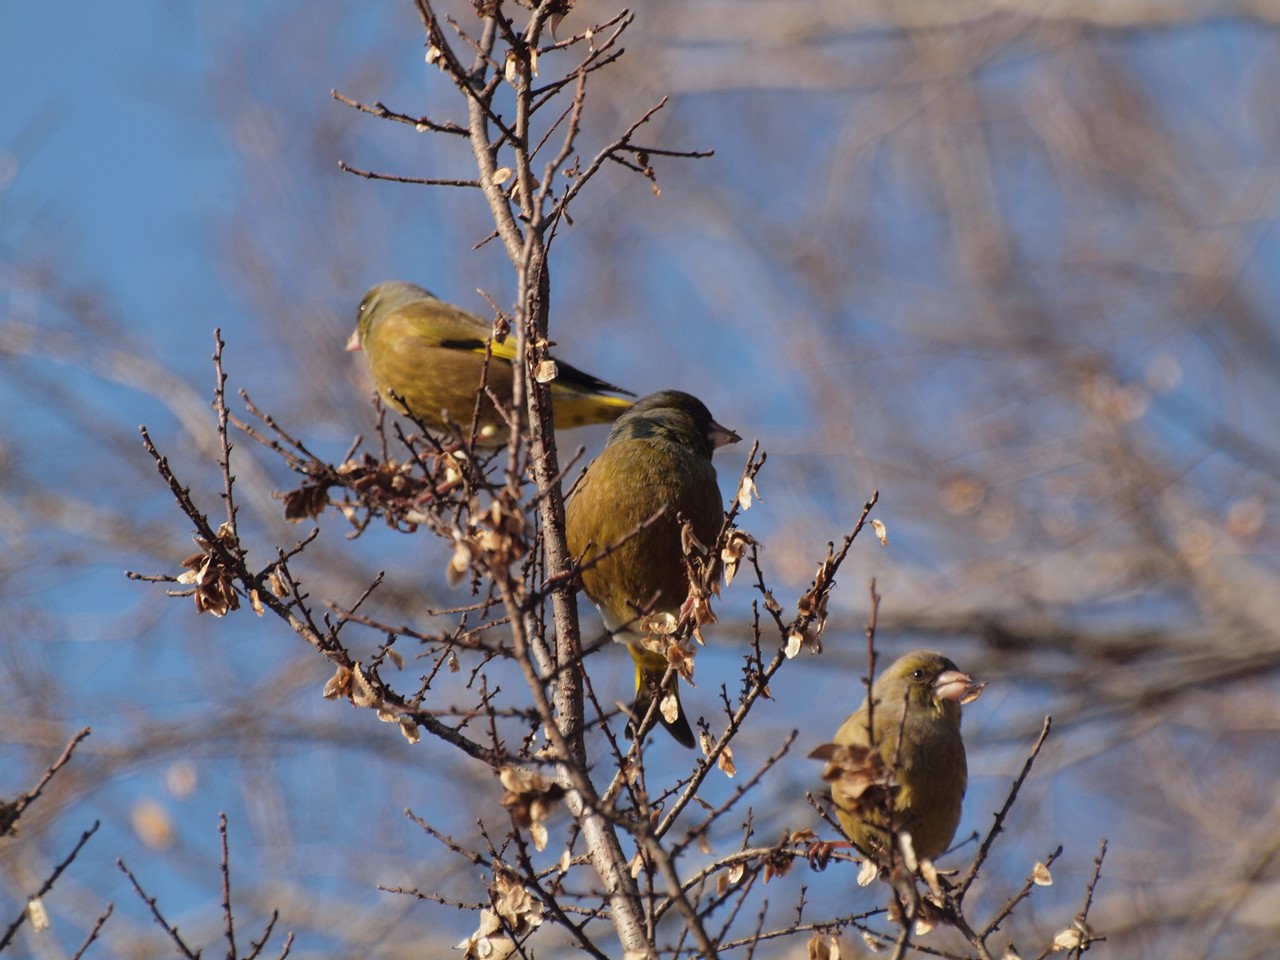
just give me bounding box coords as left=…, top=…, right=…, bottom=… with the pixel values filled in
left=0, top=727, right=91, bottom=835
left=956, top=716, right=1053, bottom=901
left=118, top=856, right=200, bottom=959
left=338, top=160, right=480, bottom=187
left=330, top=89, right=469, bottom=136
left=0, top=822, right=101, bottom=951
left=219, top=813, right=237, bottom=959
left=69, top=903, right=114, bottom=960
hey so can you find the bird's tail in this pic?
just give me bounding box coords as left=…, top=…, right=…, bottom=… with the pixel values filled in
left=626, top=642, right=695, bottom=748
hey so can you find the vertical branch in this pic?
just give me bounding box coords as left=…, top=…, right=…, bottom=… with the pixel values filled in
left=508, top=18, right=653, bottom=956
left=219, top=814, right=237, bottom=960
left=212, top=329, right=239, bottom=533
left=409, top=1, right=650, bottom=952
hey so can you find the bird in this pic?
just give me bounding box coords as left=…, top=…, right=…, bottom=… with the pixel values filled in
left=810, top=651, right=981, bottom=864
left=565, top=390, right=740, bottom=747
left=346, top=281, right=634, bottom=443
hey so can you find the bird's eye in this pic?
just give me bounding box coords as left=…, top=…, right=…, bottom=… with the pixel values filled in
left=911, top=669, right=925, bottom=681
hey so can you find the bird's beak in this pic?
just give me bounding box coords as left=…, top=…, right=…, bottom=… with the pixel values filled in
left=934, top=669, right=983, bottom=704
left=708, top=419, right=741, bottom=449
left=344, top=329, right=362, bottom=352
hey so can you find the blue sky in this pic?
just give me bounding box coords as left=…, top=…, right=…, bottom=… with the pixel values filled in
left=3, top=4, right=1278, bottom=957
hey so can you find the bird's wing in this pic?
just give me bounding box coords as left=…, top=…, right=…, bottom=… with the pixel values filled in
left=395, top=299, right=495, bottom=352
left=400, top=301, right=632, bottom=398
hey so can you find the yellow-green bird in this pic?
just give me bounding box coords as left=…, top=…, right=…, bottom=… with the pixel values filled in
left=346, top=282, right=634, bottom=443
left=811, top=651, right=980, bottom=863
left=565, top=390, right=740, bottom=748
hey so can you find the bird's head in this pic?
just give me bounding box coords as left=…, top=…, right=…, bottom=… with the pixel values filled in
left=608, top=389, right=740, bottom=457
left=346, top=281, right=438, bottom=352
left=875, top=650, right=982, bottom=720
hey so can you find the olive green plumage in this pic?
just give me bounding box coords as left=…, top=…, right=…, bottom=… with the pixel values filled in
left=816, top=651, right=975, bottom=862
left=346, top=281, right=633, bottom=443
left=565, top=390, right=740, bottom=748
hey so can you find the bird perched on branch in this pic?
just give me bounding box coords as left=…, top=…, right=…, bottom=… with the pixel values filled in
left=811, top=651, right=983, bottom=863
left=565, top=390, right=740, bottom=747
left=346, top=281, right=633, bottom=444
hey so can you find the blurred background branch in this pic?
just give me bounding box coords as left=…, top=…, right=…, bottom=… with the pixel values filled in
left=1, top=0, right=1277, bottom=956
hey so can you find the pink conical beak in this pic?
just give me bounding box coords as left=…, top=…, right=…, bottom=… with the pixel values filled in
left=709, top=419, right=740, bottom=449
left=934, top=669, right=980, bottom=703
left=344, top=329, right=362, bottom=352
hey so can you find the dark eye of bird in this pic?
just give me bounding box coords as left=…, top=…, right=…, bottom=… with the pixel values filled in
left=911, top=669, right=925, bottom=681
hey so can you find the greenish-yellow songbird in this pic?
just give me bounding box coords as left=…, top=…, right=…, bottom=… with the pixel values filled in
left=811, top=651, right=980, bottom=863
left=346, top=282, right=634, bottom=443
left=565, top=390, right=740, bottom=748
